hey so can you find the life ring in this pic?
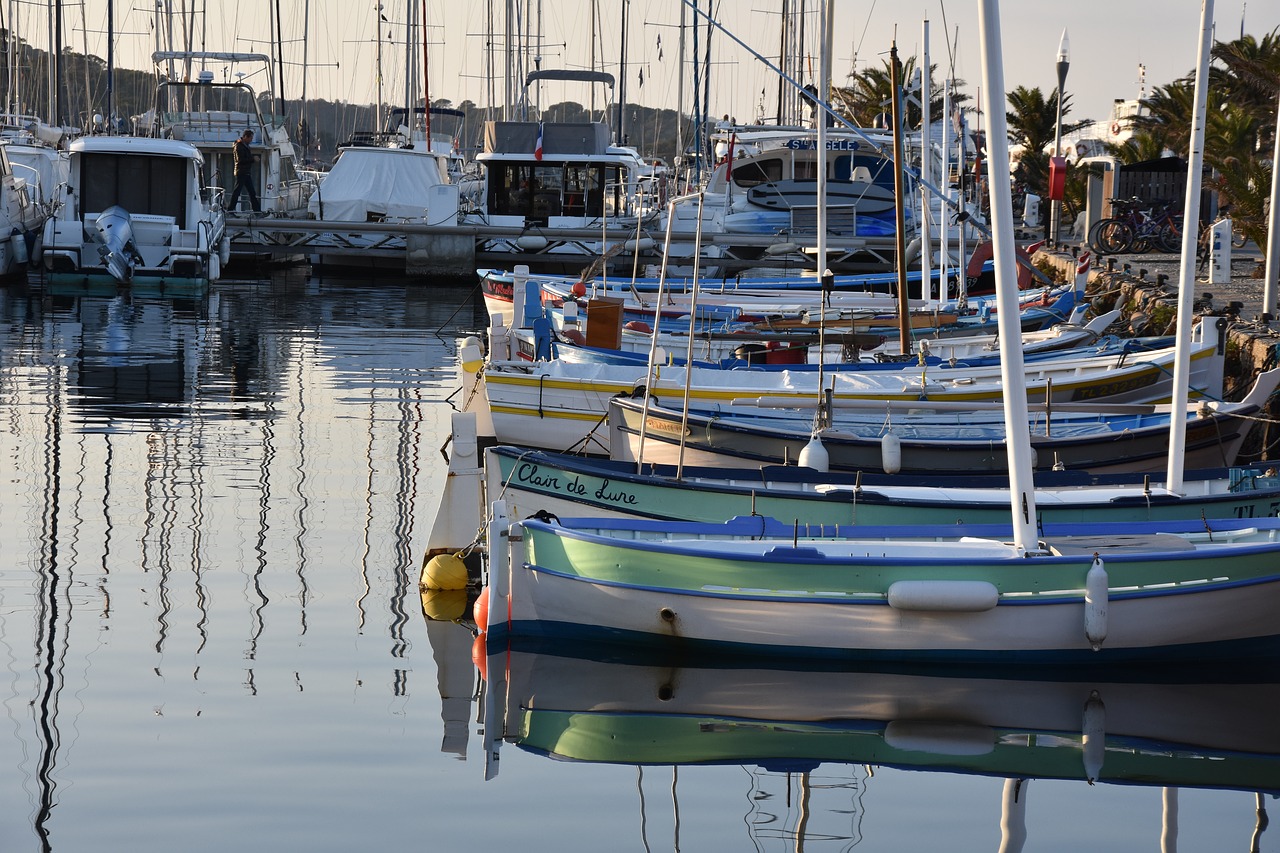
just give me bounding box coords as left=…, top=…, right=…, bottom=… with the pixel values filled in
left=965, top=241, right=1034, bottom=294
left=1109, top=121, right=1121, bottom=136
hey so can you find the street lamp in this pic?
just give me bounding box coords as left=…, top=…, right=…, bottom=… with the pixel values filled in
left=1051, top=29, right=1070, bottom=247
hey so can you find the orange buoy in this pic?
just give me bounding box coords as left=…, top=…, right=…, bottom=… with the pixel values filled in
left=623, top=320, right=652, bottom=334
left=471, top=632, right=488, bottom=681
left=571, top=281, right=587, bottom=298
left=473, top=586, right=490, bottom=631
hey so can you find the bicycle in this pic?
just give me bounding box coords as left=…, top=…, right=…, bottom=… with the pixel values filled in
left=1087, top=198, right=1182, bottom=255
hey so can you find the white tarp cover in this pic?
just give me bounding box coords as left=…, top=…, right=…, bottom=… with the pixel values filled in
left=5, top=143, right=68, bottom=205
left=307, top=147, right=446, bottom=221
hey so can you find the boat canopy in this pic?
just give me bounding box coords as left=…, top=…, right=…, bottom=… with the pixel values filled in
left=524, top=70, right=615, bottom=89
left=306, top=147, right=447, bottom=221
left=483, top=121, right=611, bottom=156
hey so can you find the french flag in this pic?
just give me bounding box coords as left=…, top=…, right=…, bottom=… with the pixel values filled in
left=534, top=123, right=544, bottom=161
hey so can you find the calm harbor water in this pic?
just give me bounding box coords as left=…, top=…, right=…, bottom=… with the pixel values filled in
left=0, top=270, right=1275, bottom=852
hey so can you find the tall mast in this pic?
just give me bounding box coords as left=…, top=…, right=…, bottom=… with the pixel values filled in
left=422, top=0, right=430, bottom=142
left=617, top=0, right=628, bottom=142
left=275, top=0, right=287, bottom=120
left=978, top=0, right=1038, bottom=551
left=1166, top=0, right=1215, bottom=493
left=376, top=2, right=385, bottom=131
left=106, top=0, right=115, bottom=128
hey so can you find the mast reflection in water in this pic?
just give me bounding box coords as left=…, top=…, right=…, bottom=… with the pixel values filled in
left=3, top=268, right=1278, bottom=852
left=0, top=273, right=484, bottom=851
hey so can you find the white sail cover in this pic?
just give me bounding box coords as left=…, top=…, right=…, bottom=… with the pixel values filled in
left=307, top=146, right=448, bottom=222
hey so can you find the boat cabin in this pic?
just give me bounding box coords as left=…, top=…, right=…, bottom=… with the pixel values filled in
left=478, top=121, right=642, bottom=226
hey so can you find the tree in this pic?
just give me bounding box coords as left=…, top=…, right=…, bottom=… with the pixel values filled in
left=1004, top=86, right=1089, bottom=224
left=831, top=56, right=967, bottom=130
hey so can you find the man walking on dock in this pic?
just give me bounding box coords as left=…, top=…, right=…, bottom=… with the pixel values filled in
left=228, top=129, right=260, bottom=213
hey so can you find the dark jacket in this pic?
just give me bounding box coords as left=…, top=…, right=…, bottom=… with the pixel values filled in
left=233, top=138, right=254, bottom=176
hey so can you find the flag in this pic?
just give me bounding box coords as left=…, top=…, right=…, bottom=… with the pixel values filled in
left=534, top=123, right=544, bottom=161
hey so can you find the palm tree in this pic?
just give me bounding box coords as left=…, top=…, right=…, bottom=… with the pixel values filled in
left=832, top=56, right=968, bottom=130
left=1003, top=86, right=1089, bottom=224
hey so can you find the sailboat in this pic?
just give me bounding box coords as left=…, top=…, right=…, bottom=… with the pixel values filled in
left=475, top=0, right=1280, bottom=665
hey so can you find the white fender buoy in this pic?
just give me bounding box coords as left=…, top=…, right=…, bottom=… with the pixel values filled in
left=798, top=435, right=829, bottom=472
left=881, top=432, right=902, bottom=474
left=9, top=232, right=29, bottom=265
left=459, top=336, right=484, bottom=373
left=765, top=241, right=801, bottom=256
left=516, top=234, right=549, bottom=251
left=624, top=236, right=655, bottom=252
left=1084, top=555, right=1109, bottom=650
left=1082, top=690, right=1106, bottom=783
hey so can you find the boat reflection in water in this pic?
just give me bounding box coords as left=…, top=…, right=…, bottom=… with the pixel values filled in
left=482, top=642, right=1280, bottom=848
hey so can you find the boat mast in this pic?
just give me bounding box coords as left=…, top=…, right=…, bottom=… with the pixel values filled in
left=617, top=0, right=629, bottom=143
left=275, top=0, right=288, bottom=121
left=404, top=0, right=415, bottom=130
left=977, top=0, right=1038, bottom=552
left=1166, top=0, right=1214, bottom=494
left=376, top=3, right=385, bottom=132
left=919, top=20, right=934, bottom=303
left=106, top=0, right=114, bottom=129
left=890, top=43, right=910, bottom=354
left=422, top=0, right=430, bottom=142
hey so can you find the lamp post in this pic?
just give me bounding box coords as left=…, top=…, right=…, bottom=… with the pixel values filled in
left=1051, top=29, right=1070, bottom=247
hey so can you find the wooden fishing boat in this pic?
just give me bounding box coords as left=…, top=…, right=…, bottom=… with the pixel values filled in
left=468, top=317, right=1226, bottom=454
left=484, top=507, right=1280, bottom=665
left=480, top=442, right=1280, bottom=526
left=606, top=365, right=1275, bottom=475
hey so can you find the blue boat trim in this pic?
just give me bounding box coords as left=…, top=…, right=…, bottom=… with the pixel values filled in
left=488, top=619, right=1280, bottom=666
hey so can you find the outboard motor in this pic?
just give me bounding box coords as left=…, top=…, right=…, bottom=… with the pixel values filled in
left=93, top=205, right=142, bottom=282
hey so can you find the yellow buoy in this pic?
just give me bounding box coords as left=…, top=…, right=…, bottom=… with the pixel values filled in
left=422, top=552, right=469, bottom=590
left=420, top=588, right=468, bottom=621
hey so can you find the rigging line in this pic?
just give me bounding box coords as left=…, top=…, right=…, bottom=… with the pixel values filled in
left=851, top=0, right=877, bottom=74
left=938, top=1, right=958, bottom=78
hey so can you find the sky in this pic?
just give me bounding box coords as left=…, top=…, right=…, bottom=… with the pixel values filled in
left=11, top=1, right=1278, bottom=133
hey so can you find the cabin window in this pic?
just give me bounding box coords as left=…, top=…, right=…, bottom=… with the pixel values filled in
left=793, top=160, right=818, bottom=181
left=601, top=165, right=628, bottom=217
left=489, top=161, right=616, bottom=222
left=80, top=153, right=188, bottom=228
left=489, top=163, right=551, bottom=221
left=731, top=157, right=782, bottom=188
left=562, top=165, right=606, bottom=218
